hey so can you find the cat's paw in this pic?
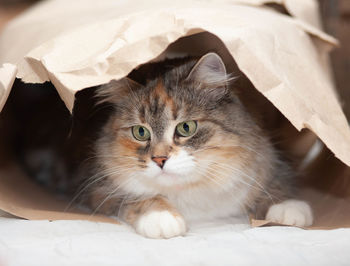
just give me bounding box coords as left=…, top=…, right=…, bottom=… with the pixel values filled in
left=266, top=199, right=313, bottom=227
left=135, top=210, right=186, bottom=239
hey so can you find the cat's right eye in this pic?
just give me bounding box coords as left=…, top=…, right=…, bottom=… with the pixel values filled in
left=132, top=125, right=151, bottom=141
left=176, top=121, right=197, bottom=137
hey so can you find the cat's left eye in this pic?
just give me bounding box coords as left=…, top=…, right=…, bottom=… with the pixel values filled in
left=176, top=121, right=197, bottom=137
left=132, top=125, right=151, bottom=141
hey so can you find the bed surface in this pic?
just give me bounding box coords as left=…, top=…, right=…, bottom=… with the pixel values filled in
left=1, top=217, right=350, bottom=266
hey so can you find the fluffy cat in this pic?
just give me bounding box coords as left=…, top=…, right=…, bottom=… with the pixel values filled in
left=78, top=52, right=313, bottom=238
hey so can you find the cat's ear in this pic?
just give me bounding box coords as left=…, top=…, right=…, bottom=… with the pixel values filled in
left=186, top=52, right=232, bottom=87
left=95, top=77, right=142, bottom=105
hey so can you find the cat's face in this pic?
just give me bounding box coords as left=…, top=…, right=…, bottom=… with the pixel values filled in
left=96, top=53, right=258, bottom=196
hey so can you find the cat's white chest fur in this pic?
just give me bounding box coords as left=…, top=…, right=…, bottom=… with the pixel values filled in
left=166, top=184, right=249, bottom=223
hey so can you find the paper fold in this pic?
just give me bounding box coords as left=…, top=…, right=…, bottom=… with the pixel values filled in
left=0, top=63, right=17, bottom=112
left=0, top=1, right=348, bottom=164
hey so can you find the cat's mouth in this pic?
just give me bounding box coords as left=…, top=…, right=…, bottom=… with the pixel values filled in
left=155, top=171, right=179, bottom=179
left=149, top=167, right=201, bottom=188
left=153, top=174, right=189, bottom=188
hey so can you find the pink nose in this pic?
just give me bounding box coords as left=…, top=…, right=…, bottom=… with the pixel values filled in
left=151, top=156, right=168, bottom=169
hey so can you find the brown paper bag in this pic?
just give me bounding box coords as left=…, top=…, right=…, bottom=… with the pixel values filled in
left=0, top=0, right=349, bottom=228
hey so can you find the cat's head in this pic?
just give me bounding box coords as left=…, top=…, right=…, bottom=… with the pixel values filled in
left=95, top=53, right=260, bottom=196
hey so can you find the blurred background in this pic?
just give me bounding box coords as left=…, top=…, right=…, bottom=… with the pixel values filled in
left=0, top=0, right=349, bottom=120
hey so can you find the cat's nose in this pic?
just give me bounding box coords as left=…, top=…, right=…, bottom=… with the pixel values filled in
left=151, top=156, right=168, bottom=169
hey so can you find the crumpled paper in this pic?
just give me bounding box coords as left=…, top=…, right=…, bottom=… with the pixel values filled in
left=0, top=0, right=349, bottom=225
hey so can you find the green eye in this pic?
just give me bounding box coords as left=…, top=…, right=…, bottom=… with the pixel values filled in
left=132, top=125, right=151, bottom=141
left=176, top=121, right=197, bottom=137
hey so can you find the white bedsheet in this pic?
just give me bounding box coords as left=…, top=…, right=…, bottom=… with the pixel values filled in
left=0, top=217, right=349, bottom=266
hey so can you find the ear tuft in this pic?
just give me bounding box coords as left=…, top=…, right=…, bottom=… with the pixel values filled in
left=187, top=52, right=235, bottom=86
left=95, top=78, right=141, bottom=105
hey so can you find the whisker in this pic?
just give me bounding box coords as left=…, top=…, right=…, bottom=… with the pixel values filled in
left=196, top=159, right=277, bottom=203
left=65, top=166, right=137, bottom=211
left=213, top=163, right=276, bottom=202
left=193, top=144, right=265, bottom=159
left=90, top=177, right=135, bottom=217
left=204, top=164, right=267, bottom=195
left=75, top=165, right=133, bottom=191
left=192, top=167, right=250, bottom=221
left=117, top=194, right=129, bottom=218
left=192, top=166, right=228, bottom=190
left=82, top=155, right=139, bottom=164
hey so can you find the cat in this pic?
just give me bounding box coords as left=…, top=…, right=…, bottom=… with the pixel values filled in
left=76, top=52, right=313, bottom=238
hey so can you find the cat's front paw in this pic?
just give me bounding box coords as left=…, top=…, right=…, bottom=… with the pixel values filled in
left=135, top=210, right=186, bottom=239
left=266, top=199, right=313, bottom=227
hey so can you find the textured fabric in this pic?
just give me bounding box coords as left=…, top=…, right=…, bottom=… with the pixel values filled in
left=0, top=217, right=349, bottom=266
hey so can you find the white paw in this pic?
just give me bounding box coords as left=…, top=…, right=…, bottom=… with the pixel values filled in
left=266, top=199, right=313, bottom=227
left=135, top=210, right=186, bottom=239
